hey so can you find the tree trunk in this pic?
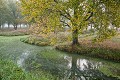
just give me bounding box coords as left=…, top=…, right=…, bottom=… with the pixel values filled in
left=20, top=24, right=21, bottom=28
left=72, top=29, right=79, bottom=45
left=0, top=19, right=2, bottom=30
left=14, top=24, right=17, bottom=30
left=8, top=23, right=10, bottom=29
left=0, top=24, right=1, bottom=30
left=2, top=25, right=4, bottom=29
left=14, top=26, right=17, bottom=30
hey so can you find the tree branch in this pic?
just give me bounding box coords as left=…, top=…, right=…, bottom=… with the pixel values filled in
left=60, top=20, right=71, bottom=28
left=53, top=0, right=71, bottom=20
left=54, top=0, right=58, bottom=3
left=85, top=12, right=93, bottom=21
left=61, top=13, right=70, bottom=20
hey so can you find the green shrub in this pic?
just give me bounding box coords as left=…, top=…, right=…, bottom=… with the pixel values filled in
left=20, top=37, right=50, bottom=46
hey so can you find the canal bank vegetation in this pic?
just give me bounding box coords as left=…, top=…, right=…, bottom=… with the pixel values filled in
left=20, top=0, right=120, bottom=62
left=20, top=32, right=71, bottom=46
left=0, top=59, right=56, bottom=80
left=56, top=33, right=120, bottom=62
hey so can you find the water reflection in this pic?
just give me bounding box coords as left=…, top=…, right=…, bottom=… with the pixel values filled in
left=64, top=56, right=118, bottom=80
left=77, top=59, right=102, bottom=70
left=17, top=51, right=30, bottom=67
left=19, top=51, right=119, bottom=80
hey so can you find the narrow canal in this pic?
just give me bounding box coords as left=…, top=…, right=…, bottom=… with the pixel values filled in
left=0, top=36, right=120, bottom=80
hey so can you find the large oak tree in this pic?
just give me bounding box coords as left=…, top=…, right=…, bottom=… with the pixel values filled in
left=20, top=0, right=120, bottom=45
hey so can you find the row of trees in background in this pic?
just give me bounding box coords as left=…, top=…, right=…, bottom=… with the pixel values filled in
left=0, top=0, right=27, bottom=30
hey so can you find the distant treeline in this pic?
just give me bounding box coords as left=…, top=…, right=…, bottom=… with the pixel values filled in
left=0, top=0, right=28, bottom=30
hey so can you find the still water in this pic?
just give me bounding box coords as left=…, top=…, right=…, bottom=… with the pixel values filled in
left=17, top=47, right=120, bottom=80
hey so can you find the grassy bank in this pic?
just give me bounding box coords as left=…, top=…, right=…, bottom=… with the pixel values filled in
left=56, top=34, right=120, bottom=62
left=0, top=59, right=55, bottom=80
left=20, top=32, right=71, bottom=46
left=20, top=35, right=50, bottom=46
left=56, top=43, right=120, bottom=62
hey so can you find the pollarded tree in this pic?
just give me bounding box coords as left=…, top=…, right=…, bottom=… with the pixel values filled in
left=20, top=0, right=120, bottom=45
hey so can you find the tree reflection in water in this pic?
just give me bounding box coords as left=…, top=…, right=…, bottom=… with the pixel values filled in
left=64, top=56, right=119, bottom=80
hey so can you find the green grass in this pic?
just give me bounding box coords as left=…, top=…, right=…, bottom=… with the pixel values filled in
left=0, top=59, right=55, bottom=80
left=99, top=62, right=120, bottom=79
left=0, top=36, right=56, bottom=80
left=0, top=36, right=29, bottom=60
left=0, top=59, right=25, bottom=80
